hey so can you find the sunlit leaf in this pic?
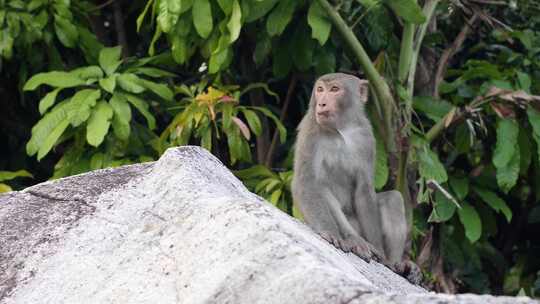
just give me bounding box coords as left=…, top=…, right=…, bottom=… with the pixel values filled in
left=192, top=0, right=213, bottom=38
left=266, top=0, right=295, bottom=36
left=24, top=71, right=85, bottom=90
left=86, top=100, right=113, bottom=147
left=418, top=145, right=448, bottom=183
left=458, top=203, right=482, bottom=243
left=117, top=73, right=145, bottom=93
left=227, top=0, right=242, bottom=43
left=307, top=1, right=331, bottom=45
left=39, top=88, right=62, bottom=114
left=99, top=46, right=122, bottom=76
left=0, top=170, right=33, bottom=181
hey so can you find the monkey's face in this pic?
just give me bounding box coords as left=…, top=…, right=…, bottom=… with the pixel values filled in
left=314, top=81, right=345, bottom=128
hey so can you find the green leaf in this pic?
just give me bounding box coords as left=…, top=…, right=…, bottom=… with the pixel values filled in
left=458, top=203, right=482, bottom=243
left=99, top=46, right=123, bottom=76
left=123, top=93, right=156, bottom=130
left=227, top=0, right=242, bottom=43
left=428, top=191, right=456, bottom=223
left=413, top=96, right=453, bottom=122
left=69, top=89, right=101, bottom=127
left=138, top=78, right=173, bottom=101
left=417, top=145, right=448, bottom=183
left=493, top=118, right=519, bottom=169
left=517, top=71, right=531, bottom=92
left=291, top=25, right=314, bottom=71
left=518, top=127, right=532, bottom=176
left=266, top=0, right=296, bottom=36
left=54, top=14, right=78, bottom=48
left=110, top=93, right=132, bottom=140
left=217, top=0, right=233, bottom=14
left=201, top=127, right=212, bottom=151
left=251, top=106, right=286, bottom=143
left=527, top=108, right=540, bottom=164
left=171, top=35, right=188, bottom=64
left=37, top=118, right=70, bottom=161
left=0, top=170, right=33, bottom=181
left=270, top=189, right=282, bottom=204
left=23, top=71, right=85, bottom=90
left=449, top=176, right=469, bottom=201
left=136, top=0, right=154, bottom=32
left=374, top=132, right=388, bottom=190
left=222, top=103, right=233, bottom=129
left=272, top=42, right=292, bottom=78
left=253, top=33, right=271, bottom=66
left=0, top=184, right=12, bottom=193
left=384, top=0, right=426, bottom=24
left=241, top=109, right=262, bottom=136
left=39, top=88, right=62, bottom=114
left=27, top=100, right=69, bottom=157
left=99, top=75, right=117, bottom=94
left=157, top=0, right=181, bottom=33
left=235, top=165, right=274, bottom=179
left=192, top=0, right=213, bottom=38
left=313, top=47, right=336, bottom=75
left=474, top=187, right=512, bottom=222
left=131, top=67, right=176, bottom=78
left=72, top=66, right=104, bottom=82
left=209, top=47, right=230, bottom=74
left=496, top=146, right=520, bottom=193
left=245, top=0, right=278, bottom=23
left=86, top=100, right=114, bottom=147
left=117, top=73, right=146, bottom=93
left=90, top=153, right=104, bottom=170
left=307, top=1, right=331, bottom=45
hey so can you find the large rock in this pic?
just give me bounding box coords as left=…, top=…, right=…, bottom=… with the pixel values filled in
left=0, top=146, right=536, bottom=303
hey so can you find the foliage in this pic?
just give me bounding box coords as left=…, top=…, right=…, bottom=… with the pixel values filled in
left=159, top=82, right=286, bottom=165
left=235, top=165, right=296, bottom=216
left=0, top=170, right=32, bottom=193
left=23, top=46, right=173, bottom=177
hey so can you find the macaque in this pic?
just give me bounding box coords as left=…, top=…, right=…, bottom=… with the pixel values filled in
left=292, top=73, right=407, bottom=265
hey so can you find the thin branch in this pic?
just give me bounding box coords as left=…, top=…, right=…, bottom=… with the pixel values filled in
left=265, top=74, right=298, bottom=167
left=433, top=12, right=479, bottom=97
left=113, top=0, right=129, bottom=58
left=91, top=0, right=116, bottom=11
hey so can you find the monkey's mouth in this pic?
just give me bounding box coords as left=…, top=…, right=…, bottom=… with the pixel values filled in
left=317, top=111, right=331, bottom=118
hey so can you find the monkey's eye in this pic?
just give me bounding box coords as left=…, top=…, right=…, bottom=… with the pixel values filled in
left=316, top=86, right=324, bottom=92
left=330, top=86, right=340, bottom=92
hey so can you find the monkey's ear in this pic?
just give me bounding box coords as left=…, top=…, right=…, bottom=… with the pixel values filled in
left=358, top=79, right=369, bottom=103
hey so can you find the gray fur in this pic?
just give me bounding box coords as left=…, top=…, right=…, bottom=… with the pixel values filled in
left=292, top=73, right=407, bottom=264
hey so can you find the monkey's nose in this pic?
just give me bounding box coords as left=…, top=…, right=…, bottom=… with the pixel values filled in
left=318, top=103, right=326, bottom=107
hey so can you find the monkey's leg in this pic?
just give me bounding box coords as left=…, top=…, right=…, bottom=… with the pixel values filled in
left=322, top=190, right=383, bottom=261
left=377, top=190, right=407, bottom=264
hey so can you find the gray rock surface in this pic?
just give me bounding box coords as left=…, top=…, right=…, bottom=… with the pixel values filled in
left=0, top=146, right=536, bottom=304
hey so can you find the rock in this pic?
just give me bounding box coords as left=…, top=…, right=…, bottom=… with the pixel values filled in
left=0, top=146, right=536, bottom=304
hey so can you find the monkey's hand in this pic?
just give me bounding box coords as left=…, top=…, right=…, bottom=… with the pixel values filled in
left=392, top=260, right=423, bottom=285
left=319, top=232, right=382, bottom=262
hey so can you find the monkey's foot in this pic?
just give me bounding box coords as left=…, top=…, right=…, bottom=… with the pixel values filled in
left=318, top=232, right=382, bottom=262
left=393, top=260, right=423, bottom=285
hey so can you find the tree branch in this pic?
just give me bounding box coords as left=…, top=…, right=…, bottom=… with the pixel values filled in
left=265, top=74, right=297, bottom=167
left=113, top=0, right=129, bottom=58
left=433, top=12, right=479, bottom=97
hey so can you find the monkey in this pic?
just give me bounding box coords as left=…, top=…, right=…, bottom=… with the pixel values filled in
left=292, top=73, right=408, bottom=266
